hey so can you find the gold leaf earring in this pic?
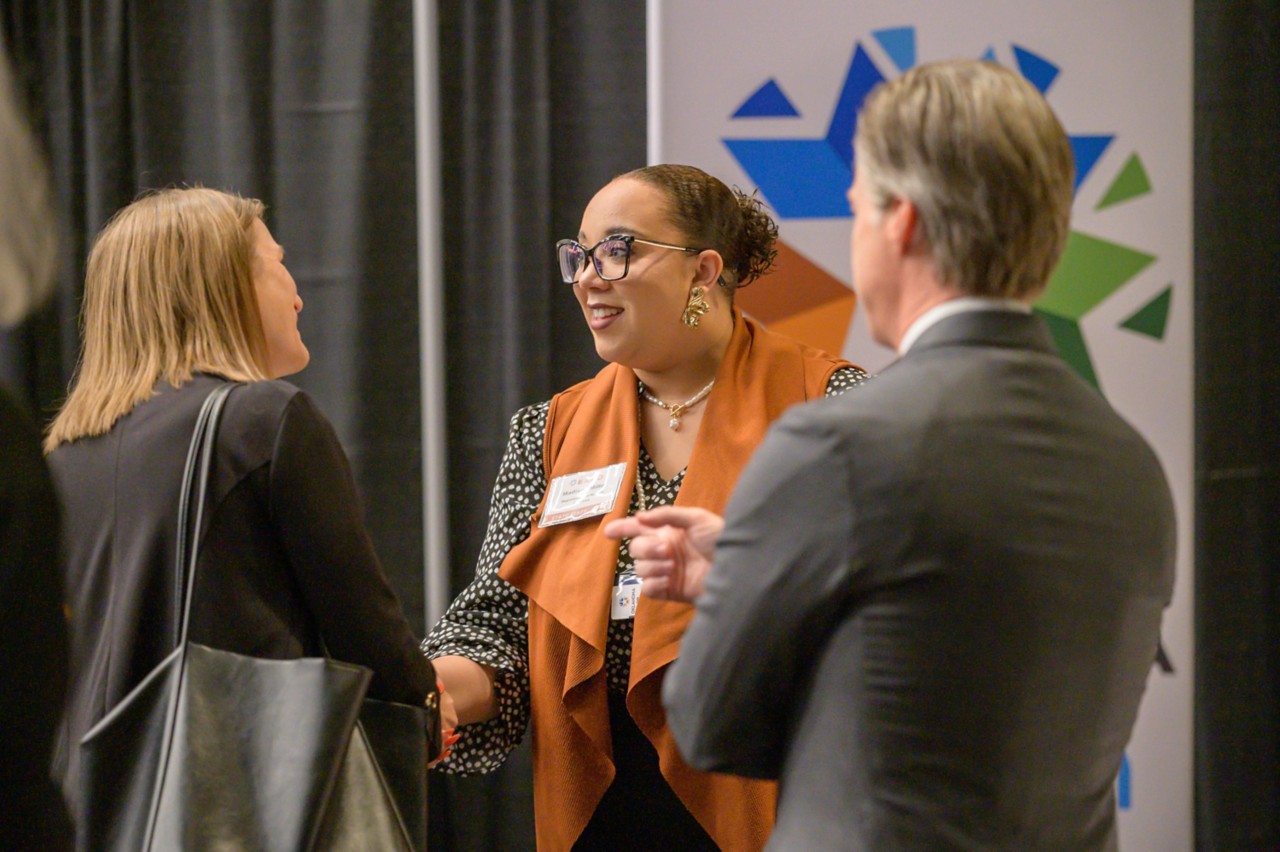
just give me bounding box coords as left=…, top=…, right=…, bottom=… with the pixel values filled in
left=682, top=286, right=710, bottom=328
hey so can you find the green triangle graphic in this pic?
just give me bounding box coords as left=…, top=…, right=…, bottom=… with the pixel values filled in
left=1120, top=286, right=1172, bottom=340
left=1036, top=308, right=1100, bottom=389
left=1096, top=153, right=1152, bottom=210
left=1036, top=231, right=1156, bottom=320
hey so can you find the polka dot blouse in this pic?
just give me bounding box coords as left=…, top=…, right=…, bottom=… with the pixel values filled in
left=423, top=365, right=870, bottom=774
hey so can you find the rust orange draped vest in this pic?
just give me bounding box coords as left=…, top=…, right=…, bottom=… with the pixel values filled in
left=499, top=312, right=847, bottom=850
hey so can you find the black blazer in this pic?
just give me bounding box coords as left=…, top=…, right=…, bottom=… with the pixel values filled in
left=49, top=375, right=436, bottom=821
left=666, top=311, right=1176, bottom=850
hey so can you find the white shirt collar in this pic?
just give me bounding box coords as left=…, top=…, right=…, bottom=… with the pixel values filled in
left=897, top=297, right=1032, bottom=355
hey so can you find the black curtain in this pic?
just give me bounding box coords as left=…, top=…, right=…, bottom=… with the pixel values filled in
left=1, top=1, right=644, bottom=848
left=431, top=2, right=645, bottom=849
left=0, top=0, right=427, bottom=621
left=9, top=0, right=1278, bottom=849
left=1194, top=1, right=1280, bottom=849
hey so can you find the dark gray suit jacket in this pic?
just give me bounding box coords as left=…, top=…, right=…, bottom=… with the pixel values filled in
left=664, top=310, right=1176, bottom=850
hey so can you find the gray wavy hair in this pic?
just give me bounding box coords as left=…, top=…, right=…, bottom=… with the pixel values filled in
left=855, top=59, right=1074, bottom=300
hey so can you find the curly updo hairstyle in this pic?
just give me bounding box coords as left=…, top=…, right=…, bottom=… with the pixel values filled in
left=620, top=164, right=779, bottom=295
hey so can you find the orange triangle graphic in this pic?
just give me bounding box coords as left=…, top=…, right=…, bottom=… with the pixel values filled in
left=737, top=240, right=856, bottom=356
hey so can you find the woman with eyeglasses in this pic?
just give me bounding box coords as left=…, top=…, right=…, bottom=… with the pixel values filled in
left=425, top=164, right=868, bottom=850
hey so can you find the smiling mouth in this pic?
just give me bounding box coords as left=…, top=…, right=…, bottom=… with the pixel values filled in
left=590, top=306, right=623, bottom=319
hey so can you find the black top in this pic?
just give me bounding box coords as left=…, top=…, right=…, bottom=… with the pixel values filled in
left=0, top=386, right=73, bottom=850
left=49, top=374, right=436, bottom=819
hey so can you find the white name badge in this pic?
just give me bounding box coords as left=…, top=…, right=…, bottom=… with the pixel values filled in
left=539, top=462, right=627, bottom=527
left=612, top=574, right=642, bottom=620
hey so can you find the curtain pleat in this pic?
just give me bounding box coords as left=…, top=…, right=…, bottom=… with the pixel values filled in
left=1194, top=2, right=1280, bottom=849
left=0, top=0, right=427, bottom=627
left=431, top=1, right=645, bottom=848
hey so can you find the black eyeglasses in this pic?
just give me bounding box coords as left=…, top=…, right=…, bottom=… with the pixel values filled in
left=555, top=234, right=701, bottom=284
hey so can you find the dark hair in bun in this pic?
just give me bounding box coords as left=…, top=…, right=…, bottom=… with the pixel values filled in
left=619, top=164, right=779, bottom=294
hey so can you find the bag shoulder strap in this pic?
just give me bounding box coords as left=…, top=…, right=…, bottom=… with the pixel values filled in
left=171, top=381, right=340, bottom=664
left=172, top=382, right=238, bottom=649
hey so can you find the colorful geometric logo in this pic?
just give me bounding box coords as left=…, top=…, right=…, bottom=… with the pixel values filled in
left=723, top=26, right=1170, bottom=389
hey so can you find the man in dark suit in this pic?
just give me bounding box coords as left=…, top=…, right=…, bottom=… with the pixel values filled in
left=606, top=59, right=1175, bottom=849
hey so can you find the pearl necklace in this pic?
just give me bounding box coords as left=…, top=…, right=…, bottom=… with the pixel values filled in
left=638, top=377, right=716, bottom=431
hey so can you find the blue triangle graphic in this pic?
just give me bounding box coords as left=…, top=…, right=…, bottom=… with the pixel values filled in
left=1069, top=135, right=1114, bottom=193
left=732, top=78, right=801, bottom=118
left=980, top=46, right=997, bottom=62
left=723, top=40, right=887, bottom=220
left=1013, top=45, right=1060, bottom=93
left=824, top=44, right=886, bottom=169
left=873, top=26, right=915, bottom=71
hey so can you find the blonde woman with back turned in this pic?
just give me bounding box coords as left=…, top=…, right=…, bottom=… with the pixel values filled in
left=46, top=187, right=445, bottom=835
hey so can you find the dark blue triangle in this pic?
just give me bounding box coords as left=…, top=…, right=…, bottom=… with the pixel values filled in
left=1013, top=45, right=1060, bottom=93
left=732, top=78, right=801, bottom=118
left=1069, top=135, right=1114, bottom=193
left=824, top=43, right=886, bottom=169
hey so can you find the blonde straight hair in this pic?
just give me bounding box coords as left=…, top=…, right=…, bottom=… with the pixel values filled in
left=46, top=187, right=271, bottom=451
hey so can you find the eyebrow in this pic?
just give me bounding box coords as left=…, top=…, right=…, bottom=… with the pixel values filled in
left=578, top=226, right=638, bottom=242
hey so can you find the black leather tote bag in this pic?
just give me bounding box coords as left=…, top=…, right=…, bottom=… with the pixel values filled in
left=76, top=383, right=427, bottom=851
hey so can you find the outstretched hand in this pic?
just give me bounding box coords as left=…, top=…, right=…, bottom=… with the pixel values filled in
left=428, top=678, right=460, bottom=768
left=603, top=506, right=724, bottom=603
